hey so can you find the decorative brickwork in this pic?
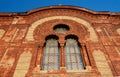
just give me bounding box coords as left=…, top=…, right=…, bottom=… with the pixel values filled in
left=26, top=16, right=98, bottom=42
left=0, top=6, right=120, bottom=77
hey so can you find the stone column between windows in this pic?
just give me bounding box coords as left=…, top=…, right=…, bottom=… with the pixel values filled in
left=60, top=43, right=65, bottom=67
left=81, top=43, right=91, bottom=70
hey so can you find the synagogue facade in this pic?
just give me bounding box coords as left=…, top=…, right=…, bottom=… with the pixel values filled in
left=0, top=6, right=120, bottom=77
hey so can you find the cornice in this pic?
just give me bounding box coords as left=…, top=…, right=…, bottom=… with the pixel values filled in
left=0, top=5, right=120, bottom=17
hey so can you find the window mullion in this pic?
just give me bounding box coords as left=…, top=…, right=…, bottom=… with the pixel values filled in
left=53, top=47, right=55, bottom=69
left=74, top=45, right=79, bottom=70
left=69, top=45, right=73, bottom=70
left=47, top=46, right=50, bottom=70
left=60, top=43, right=66, bottom=68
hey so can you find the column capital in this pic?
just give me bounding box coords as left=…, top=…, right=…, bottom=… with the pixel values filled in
left=59, top=39, right=65, bottom=45
left=81, top=43, right=86, bottom=46
left=60, top=43, right=64, bottom=47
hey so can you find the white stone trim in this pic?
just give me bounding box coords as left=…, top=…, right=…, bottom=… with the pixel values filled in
left=117, top=28, right=120, bottom=35
left=26, top=16, right=98, bottom=42
left=13, top=51, right=32, bottom=77
left=93, top=50, right=113, bottom=77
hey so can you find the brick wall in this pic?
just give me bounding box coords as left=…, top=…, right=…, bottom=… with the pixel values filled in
left=0, top=6, right=120, bottom=77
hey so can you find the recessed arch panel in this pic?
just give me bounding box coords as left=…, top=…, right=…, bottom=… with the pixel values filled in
left=26, top=16, right=98, bottom=42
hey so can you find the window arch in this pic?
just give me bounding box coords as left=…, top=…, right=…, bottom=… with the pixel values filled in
left=42, top=35, right=60, bottom=70
left=65, top=35, right=84, bottom=70
left=53, top=24, right=70, bottom=33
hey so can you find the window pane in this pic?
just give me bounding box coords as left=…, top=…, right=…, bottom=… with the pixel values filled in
left=42, top=39, right=60, bottom=70
left=65, top=39, right=84, bottom=70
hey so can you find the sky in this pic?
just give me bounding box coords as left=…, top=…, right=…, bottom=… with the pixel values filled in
left=0, top=0, right=120, bottom=12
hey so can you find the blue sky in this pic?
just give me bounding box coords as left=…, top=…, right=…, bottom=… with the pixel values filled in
left=0, top=0, right=120, bottom=12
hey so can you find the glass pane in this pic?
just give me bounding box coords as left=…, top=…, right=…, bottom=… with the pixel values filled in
left=54, top=24, right=69, bottom=33
left=71, top=55, right=76, bottom=62
left=42, top=39, right=60, bottom=70
left=72, top=63, right=78, bottom=70
left=78, top=63, right=84, bottom=69
left=65, top=39, right=84, bottom=70
left=66, top=62, right=71, bottom=70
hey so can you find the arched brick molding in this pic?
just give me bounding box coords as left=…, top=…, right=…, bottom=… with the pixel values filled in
left=26, top=16, right=98, bottom=42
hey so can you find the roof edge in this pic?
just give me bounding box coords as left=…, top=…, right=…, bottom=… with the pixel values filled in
left=0, top=5, right=120, bottom=16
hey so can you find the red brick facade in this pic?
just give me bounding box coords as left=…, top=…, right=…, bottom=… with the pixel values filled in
left=0, top=6, right=120, bottom=77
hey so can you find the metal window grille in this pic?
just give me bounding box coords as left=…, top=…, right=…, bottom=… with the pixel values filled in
left=42, top=39, right=60, bottom=70
left=65, top=39, right=84, bottom=70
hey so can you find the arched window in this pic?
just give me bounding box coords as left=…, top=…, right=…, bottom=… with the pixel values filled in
left=42, top=35, right=60, bottom=70
left=65, top=35, right=84, bottom=70
left=53, top=24, right=69, bottom=33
